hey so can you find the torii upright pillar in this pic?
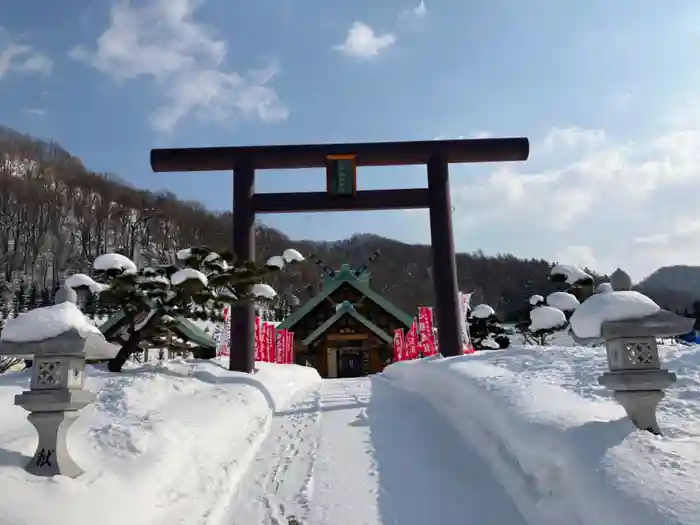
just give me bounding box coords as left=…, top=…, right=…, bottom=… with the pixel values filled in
left=231, top=164, right=256, bottom=373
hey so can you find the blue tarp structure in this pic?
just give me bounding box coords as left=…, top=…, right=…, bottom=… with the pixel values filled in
left=677, top=331, right=700, bottom=344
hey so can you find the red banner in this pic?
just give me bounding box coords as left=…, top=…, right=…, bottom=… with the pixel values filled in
left=275, top=328, right=286, bottom=363
left=254, top=317, right=262, bottom=361
left=392, top=328, right=404, bottom=362
left=259, top=322, right=268, bottom=362
left=266, top=323, right=275, bottom=362
left=417, top=306, right=436, bottom=356
left=404, top=319, right=418, bottom=360
left=286, top=331, right=294, bottom=365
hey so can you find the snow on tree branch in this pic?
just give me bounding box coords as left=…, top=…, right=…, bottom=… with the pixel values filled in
left=65, top=273, right=106, bottom=294
left=550, top=264, right=593, bottom=286
left=529, top=294, right=545, bottom=306
left=251, top=283, right=277, bottom=299
left=93, top=253, right=138, bottom=274
left=546, top=291, right=580, bottom=313
left=529, top=305, right=567, bottom=333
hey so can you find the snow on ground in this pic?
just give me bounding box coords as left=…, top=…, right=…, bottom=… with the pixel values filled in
left=0, top=358, right=320, bottom=525
left=383, top=343, right=700, bottom=525
left=227, top=377, right=527, bottom=525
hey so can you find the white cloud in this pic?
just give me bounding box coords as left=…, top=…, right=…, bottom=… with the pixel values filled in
left=0, top=42, right=52, bottom=80
left=541, top=126, right=606, bottom=153
left=628, top=218, right=700, bottom=275
left=446, top=116, right=700, bottom=281
left=399, top=0, right=427, bottom=22
left=554, top=245, right=601, bottom=271
left=24, top=108, right=47, bottom=117
left=334, top=22, right=396, bottom=59
left=70, top=0, right=288, bottom=133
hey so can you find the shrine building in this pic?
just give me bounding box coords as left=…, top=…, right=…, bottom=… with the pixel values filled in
left=277, top=264, right=412, bottom=378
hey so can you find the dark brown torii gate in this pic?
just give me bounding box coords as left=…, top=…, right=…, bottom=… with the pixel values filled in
left=150, top=137, right=529, bottom=373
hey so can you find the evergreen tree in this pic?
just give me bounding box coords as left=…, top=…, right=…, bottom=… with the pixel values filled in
left=27, top=283, right=39, bottom=310
left=13, top=281, right=27, bottom=316
left=467, top=304, right=510, bottom=350
left=40, top=287, right=52, bottom=307
left=83, top=293, right=97, bottom=319
left=525, top=294, right=568, bottom=345
left=0, top=301, right=11, bottom=332
left=69, top=246, right=305, bottom=372
left=550, top=264, right=595, bottom=301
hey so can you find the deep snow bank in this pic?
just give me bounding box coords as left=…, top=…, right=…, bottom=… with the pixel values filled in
left=382, top=345, right=700, bottom=525
left=0, top=358, right=320, bottom=525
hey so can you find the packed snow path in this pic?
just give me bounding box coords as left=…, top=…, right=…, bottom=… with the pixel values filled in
left=228, top=377, right=526, bottom=525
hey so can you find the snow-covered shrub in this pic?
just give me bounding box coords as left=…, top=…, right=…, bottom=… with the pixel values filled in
left=468, top=303, right=511, bottom=350
left=550, top=263, right=595, bottom=301
left=528, top=304, right=568, bottom=345
left=516, top=293, right=569, bottom=345
left=546, top=291, right=580, bottom=319
left=68, top=246, right=306, bottom=372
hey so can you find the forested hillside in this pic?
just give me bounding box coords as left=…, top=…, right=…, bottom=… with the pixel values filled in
left=0, top=125, right=689, bottom=321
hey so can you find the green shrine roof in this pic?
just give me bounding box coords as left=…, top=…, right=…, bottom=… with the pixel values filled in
left=99, top=309, right=216, bottom=349
left=302, top=301, right=393, bottom=346
left=277, top=264, right=412, bottom=332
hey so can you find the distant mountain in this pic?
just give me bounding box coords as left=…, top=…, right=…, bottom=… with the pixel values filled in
left=638, top=266, right=700, bottom=293
left=636, top=266, right=700, bottom=313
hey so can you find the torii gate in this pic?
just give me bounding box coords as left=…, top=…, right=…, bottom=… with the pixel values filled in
left=150, top=137, right=529, bottom=372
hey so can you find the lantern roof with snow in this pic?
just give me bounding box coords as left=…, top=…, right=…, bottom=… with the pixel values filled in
left=570, top=290, right=694, bottom=343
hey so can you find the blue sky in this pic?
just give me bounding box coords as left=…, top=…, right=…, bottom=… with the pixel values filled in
left=2, top=0, right=700, bottom=280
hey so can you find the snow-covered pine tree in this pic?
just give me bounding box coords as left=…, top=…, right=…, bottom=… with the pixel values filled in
left=467, top=304, right=511, bottom=350
left=550, top=263, right=595, bottom=302
left=514, top=294, right=544, bottom=343
left=39, top=287, right=51, bottom=307
left=68, top=246, right=305, bottom=372
left=528, top=297, right=568, bottom=345
left=27, top=283, right=39, bottom=310
left=13, top=281, right=28, bottom=316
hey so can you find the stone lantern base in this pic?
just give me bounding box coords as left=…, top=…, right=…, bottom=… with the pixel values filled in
left=599, top=369, right=676, bottom=436
left=25, top=411, right=83, bottom=477
left=15, top=389, right=95, bottom=477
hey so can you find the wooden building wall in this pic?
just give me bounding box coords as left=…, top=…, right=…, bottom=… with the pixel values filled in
left=291, top=283, right=405, bottom=378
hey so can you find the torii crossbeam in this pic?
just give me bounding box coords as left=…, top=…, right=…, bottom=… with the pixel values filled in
left=151, top=137, right=530, bottom=372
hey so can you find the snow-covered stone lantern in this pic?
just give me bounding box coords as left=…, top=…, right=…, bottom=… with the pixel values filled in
left=0, top=285, right=120, bottom=477
left=570, top=269, right=691, bottom=435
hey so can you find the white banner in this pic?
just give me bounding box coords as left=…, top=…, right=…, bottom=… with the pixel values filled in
left=458, top=292, right=473, bottom=352
left=215, top=306, right=231, bottom=356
